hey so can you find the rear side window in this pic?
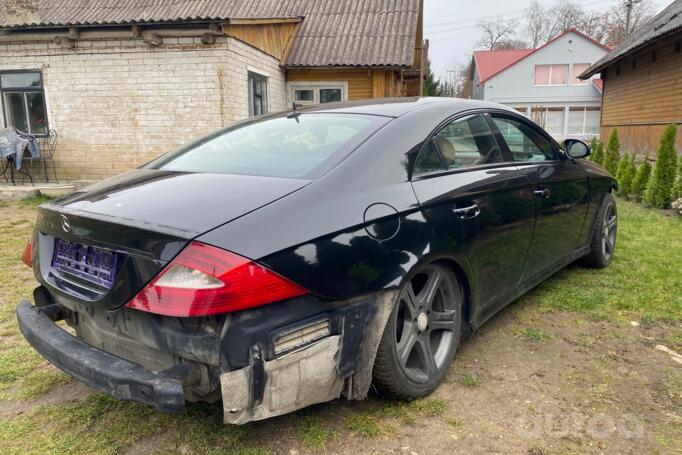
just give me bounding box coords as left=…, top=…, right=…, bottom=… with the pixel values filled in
left=148, top=114, right=387, bottom=178
left=492, top=116, right=556, bottom=162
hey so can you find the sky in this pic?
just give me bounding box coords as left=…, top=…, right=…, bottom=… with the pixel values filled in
left=423, top=0, right=671, bottom=80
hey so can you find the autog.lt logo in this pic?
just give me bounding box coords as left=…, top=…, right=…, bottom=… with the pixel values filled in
left=60, top=214, right=71, bottom=233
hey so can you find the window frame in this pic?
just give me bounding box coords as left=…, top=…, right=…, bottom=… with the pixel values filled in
left=410, top=110, right=519, bottom=180
left=571, top=63, right=591, bottom=85
left=287, top=81, right=349, bottom=106
left=488, top=112, right=561, bottom=165
left=0, top=69, right=49, bottom=136
left=567, top=106, right=601, bottom=136
left=248, top=71, right=269, bottom=117
left=533, top=64, right=569, bottom=87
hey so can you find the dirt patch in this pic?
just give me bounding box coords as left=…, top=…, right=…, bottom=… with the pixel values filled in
left=122, top=428, right=177, bottom=455
left=235, top=303, right=682, bottom=454
left=0, top=380, right=93, bottom=420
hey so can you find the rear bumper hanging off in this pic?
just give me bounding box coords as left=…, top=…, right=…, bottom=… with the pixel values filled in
left=16, top=300, right=186, bottom=413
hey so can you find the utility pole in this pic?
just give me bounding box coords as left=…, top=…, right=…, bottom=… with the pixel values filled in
left=625, top=0, right=642, bottom=35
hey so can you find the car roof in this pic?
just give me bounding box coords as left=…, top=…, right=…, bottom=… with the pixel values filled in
left=301, top=97, right=515, bottom=118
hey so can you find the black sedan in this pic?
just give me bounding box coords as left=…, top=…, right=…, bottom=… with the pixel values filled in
left=17, top=98, right=617, bottom=424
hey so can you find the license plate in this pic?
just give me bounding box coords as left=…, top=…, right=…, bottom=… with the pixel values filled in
left=51, top=238, right=118, bottom=289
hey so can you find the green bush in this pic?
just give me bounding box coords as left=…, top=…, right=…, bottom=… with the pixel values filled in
left=602, top=129, right=621, bottom=175
left=644, top=124, right=678, bottom=209
left=631, top=153, right=652, bottom=202
left=616, top=153, right=636, bottom=198
left=672, top=153, right=682, bottom=200
left=590, top=139, right=604, bottom=165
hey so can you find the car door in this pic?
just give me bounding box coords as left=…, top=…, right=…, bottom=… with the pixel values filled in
left=489, top=114, right=590, bottom=283
left=410, top=113, right=536, bottom=321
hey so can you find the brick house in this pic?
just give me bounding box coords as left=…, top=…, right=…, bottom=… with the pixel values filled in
left=0, top=0, right=425, bottom=181
left=581, top=0, right=682, bottom=155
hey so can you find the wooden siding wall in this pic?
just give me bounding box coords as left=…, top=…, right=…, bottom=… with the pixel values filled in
left=222, top=22, right=299, bottom=60
left=601, top=38, right=682, bottom=155
left=286, top=68, right=404, bottom=99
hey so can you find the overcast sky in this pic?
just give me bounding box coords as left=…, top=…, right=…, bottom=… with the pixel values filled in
left=424, top=0, right=671, bottom=80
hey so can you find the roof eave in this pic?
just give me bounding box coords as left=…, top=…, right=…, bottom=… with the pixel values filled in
left=580, top=26, right=682, bottom=79
left=285, top=64, right=410, bottom=70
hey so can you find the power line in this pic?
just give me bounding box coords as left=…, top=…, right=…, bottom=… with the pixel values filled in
left=425, top=0, right=614, bottom=36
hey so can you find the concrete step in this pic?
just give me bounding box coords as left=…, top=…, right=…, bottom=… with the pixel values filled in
left=0, top=184, right=76, bottom=200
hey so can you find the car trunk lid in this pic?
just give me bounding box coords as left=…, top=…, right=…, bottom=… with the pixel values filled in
left=34, top=169, right=310, bottom=310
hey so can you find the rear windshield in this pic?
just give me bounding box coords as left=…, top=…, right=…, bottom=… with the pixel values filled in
left=147, top=113, right=387, bottom=178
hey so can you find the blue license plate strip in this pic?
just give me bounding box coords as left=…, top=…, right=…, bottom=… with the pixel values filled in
left=51, top=239, right=118, bottom=289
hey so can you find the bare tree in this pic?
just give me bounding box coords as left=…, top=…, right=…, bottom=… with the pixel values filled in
left=526, top=1, right=548, bottom=48
left=602, top=0, right=655, bottom=45
left=545, top=0, right=585, bottom=40
left=477, top=16, right=519, bottom=50
left=494, top=39, right=530, bottom=50
left=455, top=59, right=474, bottom=99
left=577, top=11, right=611, bottom=43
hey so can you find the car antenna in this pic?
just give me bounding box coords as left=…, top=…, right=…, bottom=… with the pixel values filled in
left=287, top=102, right=301, bottom=122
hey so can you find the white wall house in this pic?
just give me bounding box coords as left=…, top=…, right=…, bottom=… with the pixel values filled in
left=471, top=29, right=610, bottom=141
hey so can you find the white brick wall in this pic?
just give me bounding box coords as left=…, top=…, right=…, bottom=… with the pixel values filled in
left=0, top=36, right=286, bottom=181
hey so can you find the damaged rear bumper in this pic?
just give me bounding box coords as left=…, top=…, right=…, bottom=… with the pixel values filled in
left=16, top=300, right=186, bottom=413
left=16, top=289, right=398, bottom=423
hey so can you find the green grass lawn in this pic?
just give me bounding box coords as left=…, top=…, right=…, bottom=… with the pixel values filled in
left=528, top=200, right=682, bottom=322
left=0, top=198, right=680, bottom=454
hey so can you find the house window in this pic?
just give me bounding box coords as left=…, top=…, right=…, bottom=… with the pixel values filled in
left=288, top=83, right=348, bottom=106
left=1, top=71, right=48, bottom=135
left=572, top=64, right=590, bottom=85
left=248, top=72, right=268, bottom=117
left=510, top=106, right=529, bottom=118
left=534, top=65, right=568, bottom=86
left=531, top=107, right=565, bottom=136
left=568, top=107, right=600, bottom=135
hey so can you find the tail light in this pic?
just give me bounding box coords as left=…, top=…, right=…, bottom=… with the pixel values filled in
left=21, top=240, right=32, bottom=268
left=125, top=241, right=308, bottom=317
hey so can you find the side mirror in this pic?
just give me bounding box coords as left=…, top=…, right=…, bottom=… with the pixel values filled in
left=563, top=139, right=591, bottom=159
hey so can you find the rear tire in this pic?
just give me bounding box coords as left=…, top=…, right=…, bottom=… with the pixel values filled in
left=582, top=193, right=617, bottom=268
left=372, top=263, right=462, bottom=399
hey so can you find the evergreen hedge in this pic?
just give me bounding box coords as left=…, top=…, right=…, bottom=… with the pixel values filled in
left=616, top=153, right=636, bottom=199
left=672, top=153, right=682, bottom=200
left=631, top=154, right=652, bottom=202
left=602, top=129, right=620, bottom=175
left=644, top=124, right=678, bottom=209
left=590, top=139, right=604, bottom=165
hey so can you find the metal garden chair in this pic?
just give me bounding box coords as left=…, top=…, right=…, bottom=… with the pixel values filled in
left=29, top=130, right=59, bottom=183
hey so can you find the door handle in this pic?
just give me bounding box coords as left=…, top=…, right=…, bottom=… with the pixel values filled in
left=453, top=203, right=480, bottom=219
left=533, top=188, right=550, bottom=198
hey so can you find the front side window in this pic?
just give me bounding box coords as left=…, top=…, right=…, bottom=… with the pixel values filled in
left=434, top=114, right=503, bottom=169
left=148, top=114, right=388, bottom=179
left=1, top=71, right=48, bottom=135
left=534, top=64, right=568, bottom=86
left=248, top=72, right=268, bottom=117
left=492, top=116, right=556, bottom=162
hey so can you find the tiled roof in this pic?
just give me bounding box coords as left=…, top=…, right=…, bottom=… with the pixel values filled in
left=0, top=0, right=420, bottom=68
left=582, top=0, right=682, bottom=77
left=473, top=29, right=610, bottom=85
left=592, top=79, right=603, bottom=93
left=472, top=49, right=533, bottom=85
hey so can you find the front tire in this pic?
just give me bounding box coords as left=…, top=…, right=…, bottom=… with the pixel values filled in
left=582, top=193, right=617, bottom=268
left=372, top=263, right=462, bottom=399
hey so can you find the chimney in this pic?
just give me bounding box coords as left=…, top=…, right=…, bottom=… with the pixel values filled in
left=4, top=0, right=40, bottom=27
